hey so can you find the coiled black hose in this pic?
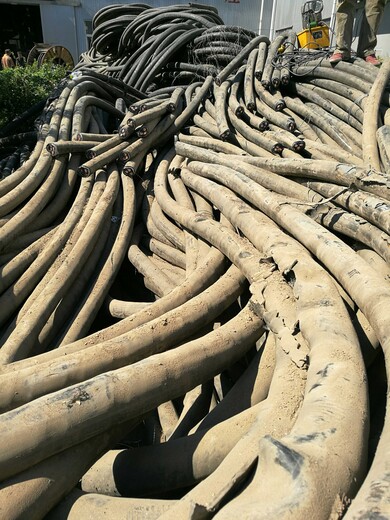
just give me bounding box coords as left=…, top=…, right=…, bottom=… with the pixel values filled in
left=75, top=3, right=257, bottom=93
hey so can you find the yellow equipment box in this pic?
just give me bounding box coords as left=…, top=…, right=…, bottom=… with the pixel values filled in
left=297, top=25, right=329, bottom=49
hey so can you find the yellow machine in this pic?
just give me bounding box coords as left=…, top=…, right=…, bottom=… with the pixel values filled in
left=297, top=1, right=330, bottom=49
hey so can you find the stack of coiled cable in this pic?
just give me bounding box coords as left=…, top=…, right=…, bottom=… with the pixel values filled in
left=75, top=3, right=258, bottom=93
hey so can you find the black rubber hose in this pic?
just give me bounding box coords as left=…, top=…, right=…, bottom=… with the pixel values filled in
left=76, top=70, right=146, bottom=101
left=0, top=132, right=37, bottom=150
left=193, top=31, right=252, bottom=47
left=118, top=4, right=210, bottom=53
left=123, top=23, right=193, bottom=85
left=117, top=33, right=159, bottom=81
left=193, top=44, right=244, bottom=58
left=0, top=99, right=47, bottom=138
left=92, top=4, right=150, bottom=29
left=201, top=24, right=258, bottom=40
left=136, top=28, right=204, bottom=91
left=165, top=62, right=217, bottom=75
left=139, top=11, right=221, bottom=43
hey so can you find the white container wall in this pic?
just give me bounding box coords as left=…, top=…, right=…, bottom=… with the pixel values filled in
left=40, top=4, right=80, bottom=64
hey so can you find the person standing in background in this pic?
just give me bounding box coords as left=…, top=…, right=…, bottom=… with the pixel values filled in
left=15, top=51, right=26, bottom=67
left=1, top=49, right=15, bottom=69
left=329, top=0, right=385, bottom=66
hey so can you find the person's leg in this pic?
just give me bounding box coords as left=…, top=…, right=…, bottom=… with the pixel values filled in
left=334, top=0, right=357, bottom=58
left=357, top=0, right=386, bottom=57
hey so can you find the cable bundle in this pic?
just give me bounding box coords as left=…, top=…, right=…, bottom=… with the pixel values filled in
left=75, top=3, right=226, bottom=91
